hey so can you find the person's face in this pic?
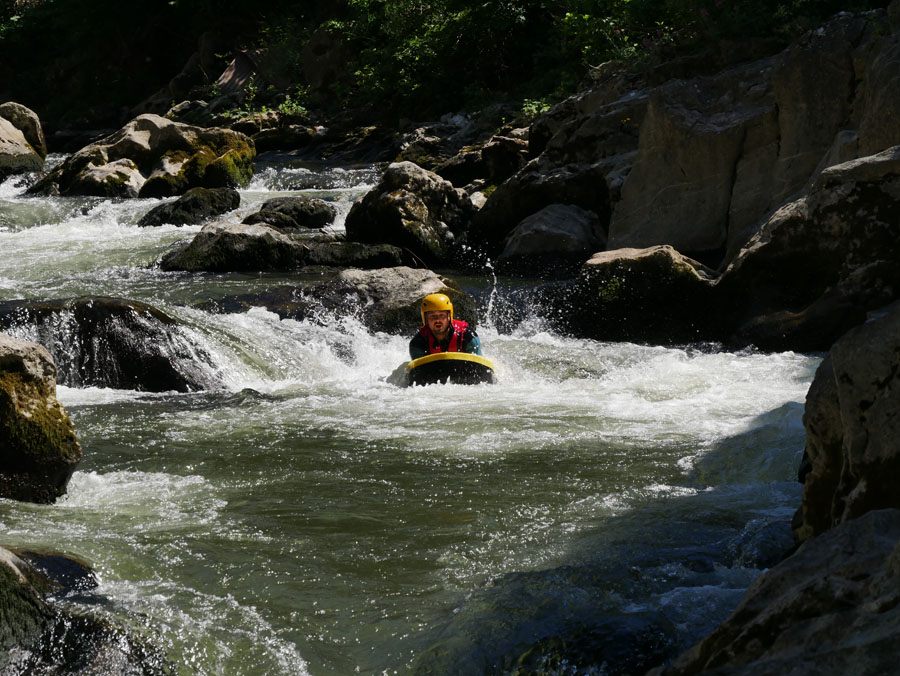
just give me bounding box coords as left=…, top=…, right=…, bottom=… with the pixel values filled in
left=426, top=310, right=450, bottom=336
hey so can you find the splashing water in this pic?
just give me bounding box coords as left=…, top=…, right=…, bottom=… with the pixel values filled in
left=0, top=160, right=819, bottom=675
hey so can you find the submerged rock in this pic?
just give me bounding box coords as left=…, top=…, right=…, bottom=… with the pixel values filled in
left=0, top=297, right=219, bottom=392
left=0, top=334, right=81, bottom=504
left=0, top=546, right=172, bottom=674
left=138, top=186, right=240, bottom=227
left=653, top=509, right=900, bottom=676
left=27, top=113, right=255, bottom=198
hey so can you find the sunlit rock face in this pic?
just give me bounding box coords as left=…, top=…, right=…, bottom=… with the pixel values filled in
left=0, top=333, right=81, bottom=503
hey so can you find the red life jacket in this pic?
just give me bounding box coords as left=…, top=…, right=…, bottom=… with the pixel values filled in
left=419, top=319, right=469, bottom=353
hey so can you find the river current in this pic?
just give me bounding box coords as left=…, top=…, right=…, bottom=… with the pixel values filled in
left=0, top=158, right=818, bottom=675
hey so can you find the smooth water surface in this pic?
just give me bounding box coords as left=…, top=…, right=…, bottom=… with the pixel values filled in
left=0, top=161, right=819, bottom=674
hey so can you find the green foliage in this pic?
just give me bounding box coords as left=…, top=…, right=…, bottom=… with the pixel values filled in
left=0, top=0, right=892, bottom=128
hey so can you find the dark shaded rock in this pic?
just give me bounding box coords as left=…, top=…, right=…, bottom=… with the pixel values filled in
left=563, top=246, right=718, bottom=345
left=159, top=222, right=406, bottom=272
left=497, top=204, right=605, bottom=278
left=0, top=334, right=81, bottom=504
left=469, top=159, right=613, bottom=254
left=137, top=187, right=240, bottom=227
left=242, top=196, right=337, bottom=230
left=0, top=298, right=219, bottom=392
left=717, top=145, right=900, bottom=352
left=344, top=161, right=475, bottom=264
left=794, top=301, right=900, bottom=543
left=653, top=509, right=900, bottom=676
left=27, top=114, right=255, bottom=198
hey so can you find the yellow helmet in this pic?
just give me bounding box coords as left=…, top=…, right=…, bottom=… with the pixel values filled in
left=421, top=293, right=453, bottom=324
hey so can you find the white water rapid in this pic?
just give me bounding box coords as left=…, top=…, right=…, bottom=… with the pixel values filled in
left=0, top=160, right=819, bottom=675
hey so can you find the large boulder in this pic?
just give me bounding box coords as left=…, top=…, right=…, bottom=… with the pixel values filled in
left=0, top=102, right=47, bottom=160
left=794, top=301, right=900, bottom=543
left=242, top=196, right=337, bottom=230
left=304, top=266, right=477, bottom=334
left=717, top=145, right=900, bottom=352
left=0, top=334, right=81, bottom=504
left=562, top=246, right=718, bottom=345
left=496, top=204, right=605, bottom=277
left=344, top=161, right=475, bottom=264
left=27, top=113, right=255, bottom=198
left=159, top=222, right=405, bottom=272
left=0, top=116, right=44, bottom=180
left=137, top=186, right=240, bottom=227
left=0, top=298, right=219, bottom=392
left=652, top=508, right=900, bottom=676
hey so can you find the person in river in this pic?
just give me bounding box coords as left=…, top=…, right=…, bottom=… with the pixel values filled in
left=409, top=293, right=482, bottom=359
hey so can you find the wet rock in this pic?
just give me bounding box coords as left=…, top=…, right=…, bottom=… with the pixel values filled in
left=242, top=196, right=337, bottom=230
left=653, top=509, right=900, bottom=676
left=159, top=222, right=405, bottom=272
left=563, top=246, right=718, bottom=345
left=0, top=102, right=47, bottom=160
left=0, top=298, right=219, bottom=392
left=469, top=158, right=613, bottom=254
left=0, top=334, right=81, bottom=504
left=304, top=266, right=477, bottom=334
left=717, top=145, right=900, bottom=352
left=27, top=113, right=255, bottom=198
left=0, top=546, right=171, bottom=675
left=138, top=186, right=240, bottom=227
left=794, top=301, right=900, bottom=542
left=344, top=161, right=475, bottom=264
left=497, top=204, right=604, bottom=278
left=0, top=115, right=44, bottom=180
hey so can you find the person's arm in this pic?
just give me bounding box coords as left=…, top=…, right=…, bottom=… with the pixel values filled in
left=462, top=329, right=483, bottom=355
left=409, top=333, right=429, bottom=359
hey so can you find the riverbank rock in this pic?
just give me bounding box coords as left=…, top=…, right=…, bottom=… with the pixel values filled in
left=560, top=246, right=718, bottom=345
left=652, top=508, right=900, bottom=676
left=0, top=105, right=45, bottom=179
left=159, top=222, right=405, bottom=272
left=305, top=266, right=477, bottom=334
left=0, top=546, right=171, bottom=674
left=242, top=196, right=337, bottom=230
left=137, top=187, right=240, bottom=227
left=478, top=5, right=898, bottom=273
left=794, top=301, right=900, bottom=543
left=27, top=113, right=255, bottom=198
left=344, top=161, right=475, bottom=264
left=497, top=204, right=605, bottom=278
left=716, top=145, right=900, bottom=352
left=0, top=334, right=81, bottom=504
left=0, top=298, right=219, bottom=392
left=0, top=102, right=47, bottom=160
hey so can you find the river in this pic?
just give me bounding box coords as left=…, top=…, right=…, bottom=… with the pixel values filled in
left=0, top=158, right=819, bottom=675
